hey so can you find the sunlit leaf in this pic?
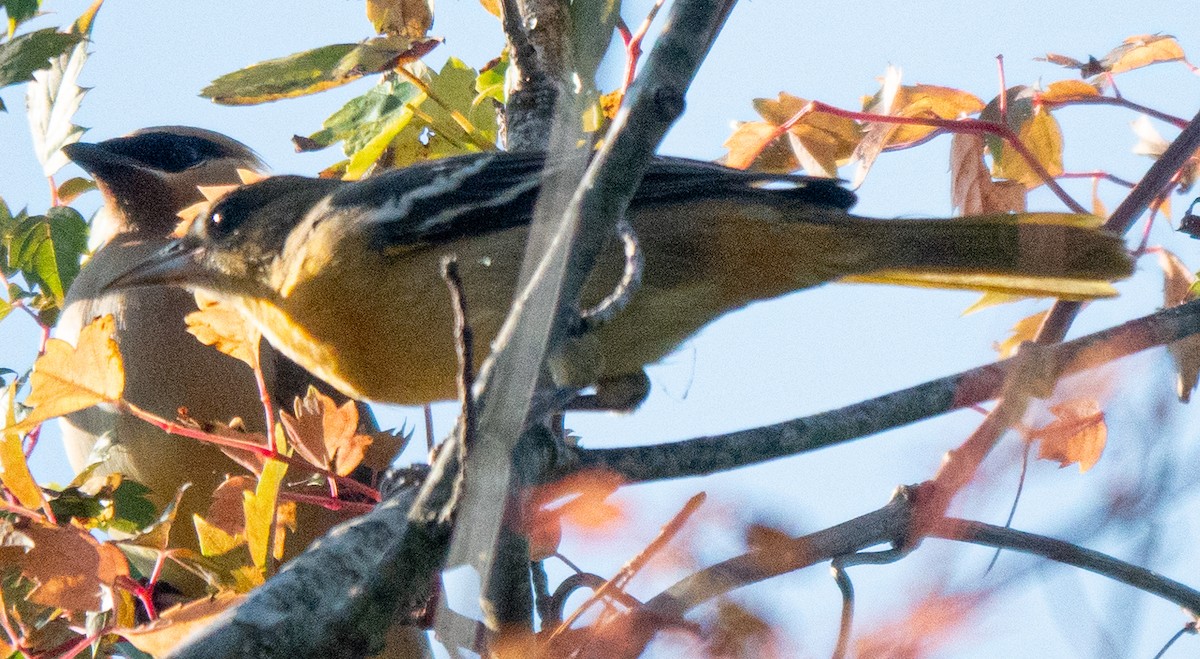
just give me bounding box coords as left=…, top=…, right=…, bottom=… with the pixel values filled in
left=1032, top=399, right=1107, bottom=472
left=243, top=458, right=287, bottom=568
left=984, top=92, right=1063, bottom=188
left=1039, top=79, right=1101, bottom=103
left=739, top=92, right=860, bottom=176
left=185, top=291, right=260, bottom=368
left=1, top=384, right=43, bottom=509
left=993, top=310, right=1049, bottom=359
left=9, top=315, right=122, bottom=434
left=1159, top=249, right=1200, bottom=402
left=279, top=386, right=372, bottom=477
left=1105, top=34, right=1188, bottom=74
left=55, top=176, right=95, bottom=204
left=24, top=1, right=99, bottom=177
left=119, top=592, right=246, bottom=657
left=201, top=37, right=438, bottom=105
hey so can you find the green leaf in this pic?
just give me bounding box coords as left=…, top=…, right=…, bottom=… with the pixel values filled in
left=1, top=0, right=40, bottom=33
left=201, top=36, right=438, bottom=106
left=299, top=75, right=425, bottom=152
left=422, top=57, right=499, bottom=154
left=0, top=28, right=84, bottom=90
left=474, top=52, right=508, bottom=105
left=109, top=479, right=157, bottom=533
left=8, top=206, right=86, bottom=305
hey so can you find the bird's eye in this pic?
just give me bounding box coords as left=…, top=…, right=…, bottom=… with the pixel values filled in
left=203, top=195, right=250, bottom=240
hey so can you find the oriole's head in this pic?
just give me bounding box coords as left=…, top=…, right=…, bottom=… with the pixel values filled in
left=108, top=174, right=346, bottom=301
left=62, top=126, right=266, bottom=245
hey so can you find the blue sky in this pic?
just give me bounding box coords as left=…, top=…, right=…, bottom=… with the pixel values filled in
left=4, top=1, right=1200, bottom=656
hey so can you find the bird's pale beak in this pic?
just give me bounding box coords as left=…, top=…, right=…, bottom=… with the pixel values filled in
left=104, top=241, right=211, bottom=293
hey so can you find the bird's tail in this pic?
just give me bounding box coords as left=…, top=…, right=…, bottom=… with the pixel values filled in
left=835, top=212, right=1134, bottom=300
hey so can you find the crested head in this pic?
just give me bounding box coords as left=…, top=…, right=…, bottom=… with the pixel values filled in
left=63, top=127, right=267, bottom=242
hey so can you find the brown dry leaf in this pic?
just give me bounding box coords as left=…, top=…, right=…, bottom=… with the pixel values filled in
left=204, top=476, right=258, bottom=538
left=949, top=133, right=1027, bottom=215
left=1091, top=177, right=1108, bottom=218
left=1039, top=79, right=1102, bottom=103
left=992, top=107, right=1064, bottom=188
left=186, top=292, right=261, bottom=368
left=10, top=315, right=124, bottom=434
left=1033, top=399, right=1107, bottom=472
left=2, top=385, right=45, bottom=509
left=119, top=591, right=246, bottom=657
left=994, top=310, right=1050, bottom=359
left=279, top=387, right=373, bottom=477
left=22, top=522, right=129, bottom=611
left=243, top=459, right=287, bottom=568
left=367, top=0, right=433, bottom=39
left=1159, top=249, right=1200, bottom=401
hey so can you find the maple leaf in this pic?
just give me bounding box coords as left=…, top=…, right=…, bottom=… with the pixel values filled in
left=8, top=315, right=124, bottom=434
left=1032, top=399, right=1107, bottom=472
left=279, top=386, right=374, bottom=477
left=185, top=292, right=261, bottom=368
left=22, top=521, right=129, bottom=612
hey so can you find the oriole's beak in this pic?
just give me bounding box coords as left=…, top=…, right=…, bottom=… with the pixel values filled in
left=104, top=241, right=210, bottom=292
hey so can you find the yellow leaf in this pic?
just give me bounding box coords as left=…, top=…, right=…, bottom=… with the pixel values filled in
left=1107, top=34, right=1187, bottom=74
left=994, top=310, right=1050, bottom=359
left=722, top=121, right=796, bottom=172
left=243, top=459, right=287, bottom=569
left=1039, top=80, right=1101, bottom=103
left=1033, top=400, right=1107, bottom=472
left=992, top=108, right=1064, bottom=188
left=478, top=0, right=501, bottom=17
left=367, top=0, right=433, bottom=39
left=185, top=292, right=261, bottom=368
left=119, top=592, right=246, bottom=657
left=9, top=315, right=124, bottom=434
left=193, top=514, right=245, bottom=557
left=1, top=385, right=44, bottom=510
left=750, top=93, right=861, bottom=176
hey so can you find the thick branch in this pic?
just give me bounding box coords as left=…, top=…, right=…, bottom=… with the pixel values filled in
left=555, top=298, right=1200, bottom=483
left=443, top=0, right=739, bottom=642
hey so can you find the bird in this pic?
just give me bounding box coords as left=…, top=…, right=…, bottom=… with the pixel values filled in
left=57, top=127, right=397, bottom=566
left=107, top=151, right=1135, bottom=410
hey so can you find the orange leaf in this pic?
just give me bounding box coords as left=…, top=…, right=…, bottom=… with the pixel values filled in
left=1106, top=34, right=1187, bottom=74
left=279, top=386, right=373, bottom=477
left=1039, top=80, right=1101, bottom=103
left=722, top=121, right=797, bottom=172
left=2, top=385, right=45, bottom=509
left=22, top=522, right=129, bottom=612
left=1033, top=400, right=1107, bottom=472
left=119, top=591, right=246, bottom=657
left=10, top=315, right=124, bottom=434
left=185, top=292, right=261, bottom=368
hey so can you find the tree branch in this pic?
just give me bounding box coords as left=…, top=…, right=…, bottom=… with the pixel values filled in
left=554, top=298, right=1200, bottom=484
